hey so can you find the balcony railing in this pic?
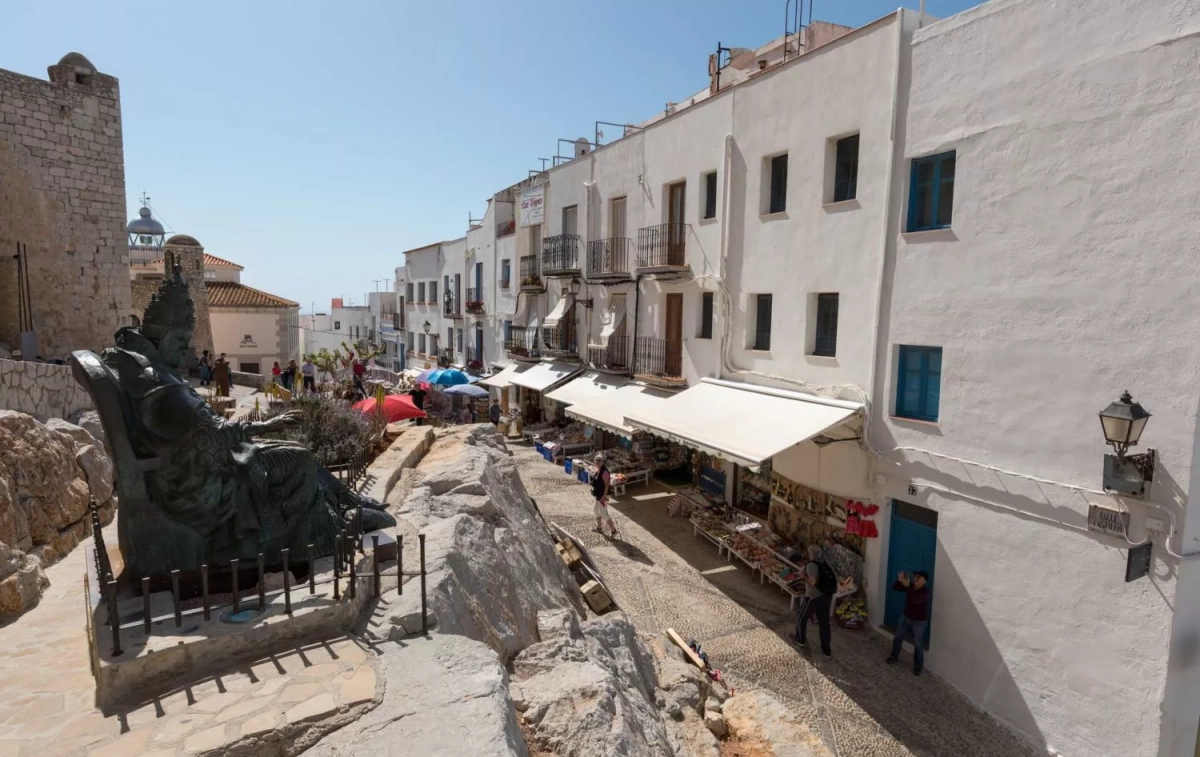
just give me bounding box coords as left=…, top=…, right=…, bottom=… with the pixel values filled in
left=466, top=346, right=483, bottom=371
left=636, top=223, right=689, bottom=270
left=439, top=348, right=454, bottom=367
left=542, top=322, right=578, bottom=359
left=634, top=337, right=685, bottom=386
left=443, top=295, right=461, bottom=318
left=465, top=288, right=484, bottom=314
left=587, top=238, right=633, bottom=280
left=497, top=219, right=516, bottom=237
left=541, top=234, right=582, bottom=276
left=520, top=256, right=543, bottom=291
left=505, top=326, right=540, bottom=360
left=392, top=312, right=403, bottom=330
left=586, top=335, right=631, bottom=373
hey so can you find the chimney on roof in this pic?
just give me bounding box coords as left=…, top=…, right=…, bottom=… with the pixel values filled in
left=332, top=298, right=344, bottom=309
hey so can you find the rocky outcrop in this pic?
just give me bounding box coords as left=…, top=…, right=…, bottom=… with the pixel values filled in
left=68, top=409, right=109, bottom=455
left=384, top=427, right=583, bottom=657
left=0, top=410, right=115, bottom=615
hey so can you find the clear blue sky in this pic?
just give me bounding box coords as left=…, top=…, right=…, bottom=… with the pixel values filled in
left=8, top=0, right=981, bottom=313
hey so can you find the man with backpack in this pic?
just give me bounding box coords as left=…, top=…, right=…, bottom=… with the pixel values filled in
left=591, top=453, right=618, bottom=538
left=791, top=544, right=836, bottom=657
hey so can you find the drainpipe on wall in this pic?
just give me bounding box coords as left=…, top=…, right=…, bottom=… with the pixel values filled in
left=715, top=132, right=735, bottom=381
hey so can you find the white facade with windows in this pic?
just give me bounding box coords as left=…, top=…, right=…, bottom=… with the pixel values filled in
left=385, top=1, right=1200, bottom=753
left=868, top=1, right=1200, bottom=756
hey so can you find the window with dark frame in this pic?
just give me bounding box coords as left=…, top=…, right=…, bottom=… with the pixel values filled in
left=703, top=171, right=718, bottom=219
left=501, top=259, right=511, bottom=287
left=417, top=282, right=425, bottom=303
left=753, top=294, right=772, bottom=351
left=908, top=151, right=956, bottom=231
left=813, top=293, right=839, bottom=357
left=699, top=292, right=714, bottom=339
left=334, top=321, right=341, bottom=331
left=768, top=154, right=788, bottom=214
left=896, top=345, right=943, bottom=422
left=833, top=135, right=859, bottom=202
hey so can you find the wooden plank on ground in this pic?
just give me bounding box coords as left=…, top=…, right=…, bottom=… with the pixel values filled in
left=666, top=628, right=707, bottom=670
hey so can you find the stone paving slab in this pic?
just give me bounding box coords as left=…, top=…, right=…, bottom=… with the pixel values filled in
left=0, top=524, right=381, bottom=757
left=513, top=445, right=1039, bottom=757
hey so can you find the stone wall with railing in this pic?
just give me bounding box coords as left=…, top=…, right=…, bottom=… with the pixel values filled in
left=0, top=357, right=93, bottom=419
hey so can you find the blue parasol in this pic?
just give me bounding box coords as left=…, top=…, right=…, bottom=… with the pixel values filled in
left=442, top=383, right=489, bottom=398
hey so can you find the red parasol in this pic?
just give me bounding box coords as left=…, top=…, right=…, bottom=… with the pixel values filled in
left=352, top=394, right=426, bottom=422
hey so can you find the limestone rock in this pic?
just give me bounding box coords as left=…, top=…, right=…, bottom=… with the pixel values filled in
left=512, top=612, right=675, bottom=757
left=69, top=410, right=108, bottom=454
left=303, top=634, right=527, bottom=757
left=703, top=709, right=727, bottom=737
left=387, top=428, right=582, bottom=658
left=0, top=410, right=117, bottom=616
left=722, top=689, right=834, bottom=756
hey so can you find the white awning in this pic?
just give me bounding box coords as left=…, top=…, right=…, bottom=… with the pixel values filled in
left=479, top=364, right=519, bottom=388
left=566, top=383, right=676, bottom=439
left=545, top=371, right=629, bottom=406
left=509, top=360, right=584, bottom=393
left=624, top=378, right=862, bottom=469
left=543, top=294, right=573, bottom=329
left=597, top=300, right=625, bottom=346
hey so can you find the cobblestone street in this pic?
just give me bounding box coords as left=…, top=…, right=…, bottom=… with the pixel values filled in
left=512, top=444, right=1039, bottom=757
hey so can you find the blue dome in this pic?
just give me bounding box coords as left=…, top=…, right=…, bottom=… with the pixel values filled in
left=127, top=205, right=164, bottom=236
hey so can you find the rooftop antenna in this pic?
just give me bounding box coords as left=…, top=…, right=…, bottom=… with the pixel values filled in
left=712, top=42, right=733, bottom=92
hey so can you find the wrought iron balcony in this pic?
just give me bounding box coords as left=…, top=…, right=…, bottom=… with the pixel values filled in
left=586, top=335, right=631, bottom=374
left=505, top=326, right=541, bottom=360
left=586, top=238, right=633, bottom=280
left=541, top=234, right=582, bottom=276
left=519, top=256, right=544, bottom=292
left=443, top=295, right=462, bottom=318
left=438, top=348, right=454, bottom=367
left=634, top=337, right=685, bottom=387
left=636, top=223, right=689, bottom=272
left=465, top=288, right=484, bottom=314
left=392, top=312, right=402, bottom=330
left=542, top=322, right=578, bottom=359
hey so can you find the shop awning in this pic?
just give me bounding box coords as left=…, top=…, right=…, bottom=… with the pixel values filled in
left=509, top=360, right=584, bottom=393
left=624, top=378, right=862, bottom=469
left=545, top=371, right=629, bottom=406
left=479, top=364, right=519, bottom=388
left=566, top=383, right=676, bottom=438
left=543, top=294, right=573, bottom=329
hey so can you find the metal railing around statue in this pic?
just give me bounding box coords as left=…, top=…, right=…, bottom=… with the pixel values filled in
left=328, top=447, right=371, bottom=491
left=89, top=499, right=428, bottom=658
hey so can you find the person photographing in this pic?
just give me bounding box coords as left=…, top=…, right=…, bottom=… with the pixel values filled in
left=886, top=570, right=931, bottom=676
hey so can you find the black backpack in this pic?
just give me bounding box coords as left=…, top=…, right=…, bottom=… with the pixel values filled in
left=591, top=468, right=608, bottom=499
left=815, top=561, right=837, bottom=596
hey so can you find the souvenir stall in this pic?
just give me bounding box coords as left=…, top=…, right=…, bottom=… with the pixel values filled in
left=509, top=360, right=584, bottom=435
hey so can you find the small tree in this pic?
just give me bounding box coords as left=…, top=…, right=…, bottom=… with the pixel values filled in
left=261, top=394, right=379, bottom=466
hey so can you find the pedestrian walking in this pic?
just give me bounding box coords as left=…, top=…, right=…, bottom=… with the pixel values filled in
left=198, top=350, right=212, bottom=386
left=886, top=570, right=931, bottom=676
left=283, top=359, right=298, bottom=391
left=489, top=399, right=502, bottom=426
left=213, top=353, right=231, bottom=398
left=591, top=453, right=618, bottom=538
left=271, top=361, right=282, bottom=385
left=301, top=358, right=316, bottom=393
left=791, top=544, right=836, bottom=657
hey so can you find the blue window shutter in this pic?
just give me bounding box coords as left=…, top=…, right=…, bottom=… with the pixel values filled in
left=896, top=345, right=943, bottom=421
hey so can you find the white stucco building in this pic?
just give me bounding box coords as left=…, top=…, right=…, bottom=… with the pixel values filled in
left=298, top=297, right=374, bottom=364
left=380, top=2, right=1200, bottom=754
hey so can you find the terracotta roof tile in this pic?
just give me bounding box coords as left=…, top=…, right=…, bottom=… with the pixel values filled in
left=205, top=281, right=299, bottom=309
left=146, top=253, right=244, bottom=269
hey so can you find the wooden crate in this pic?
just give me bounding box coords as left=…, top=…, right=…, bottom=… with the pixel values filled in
left=580, top=579, right=613, bottom=613
left=555, top=540, right=582, bottom=567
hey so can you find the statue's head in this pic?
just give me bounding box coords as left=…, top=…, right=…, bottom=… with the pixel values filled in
left=141, top=265, right=196, bottom=370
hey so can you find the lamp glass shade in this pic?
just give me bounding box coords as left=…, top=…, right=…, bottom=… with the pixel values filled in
left=1099, top=391, right=1151, bottom=448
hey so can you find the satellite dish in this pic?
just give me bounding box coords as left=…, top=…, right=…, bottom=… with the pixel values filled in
left=574, top=138, right=591, bottom=158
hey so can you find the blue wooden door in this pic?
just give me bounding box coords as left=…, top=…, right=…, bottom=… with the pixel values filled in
left=884, top=500, right=937, bottom=647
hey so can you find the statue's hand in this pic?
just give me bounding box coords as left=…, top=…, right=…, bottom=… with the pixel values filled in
left=270, top=410, right=304, bottom=429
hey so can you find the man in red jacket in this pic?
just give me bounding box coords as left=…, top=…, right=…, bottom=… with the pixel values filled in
left=886, top=570, right=930, bottom=676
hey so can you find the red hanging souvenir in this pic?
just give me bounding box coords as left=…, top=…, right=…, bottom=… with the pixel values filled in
left=845, top=513, right=861, bottom=535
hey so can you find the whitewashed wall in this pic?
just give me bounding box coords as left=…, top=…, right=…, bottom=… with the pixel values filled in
left=872, top=1, right=1200, bottom=755
left=0, top=358, right=92, bottom=419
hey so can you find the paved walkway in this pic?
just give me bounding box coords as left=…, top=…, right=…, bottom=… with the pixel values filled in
left=513, top=445, right=1039, bottom=757
left=0, top=524, right=378, bottom=757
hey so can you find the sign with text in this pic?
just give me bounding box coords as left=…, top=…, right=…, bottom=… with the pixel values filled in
left=1087, top=504, right=1130, bottom=538
left=519, top=184, right=545, bottom=227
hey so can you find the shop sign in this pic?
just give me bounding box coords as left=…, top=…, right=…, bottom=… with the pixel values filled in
left=519, top=185, right=545, bottom=227
left=1087, top=504, right=1130, bottom=538
left=699, top=464, right=725, bottom=497
left=239, top=333, right=257, bottom=349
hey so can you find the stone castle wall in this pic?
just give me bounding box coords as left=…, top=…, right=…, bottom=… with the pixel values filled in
left=0, top=56, right=129, bottom=359
left=0, top=358, right=93, bottom=420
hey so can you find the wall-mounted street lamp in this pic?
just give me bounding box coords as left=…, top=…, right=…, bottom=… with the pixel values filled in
left=422, top=320, right=431, bottom=334
left=567, top=277, right=593, bottom=308
left=1099, top=391, right=1155, bottom=498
